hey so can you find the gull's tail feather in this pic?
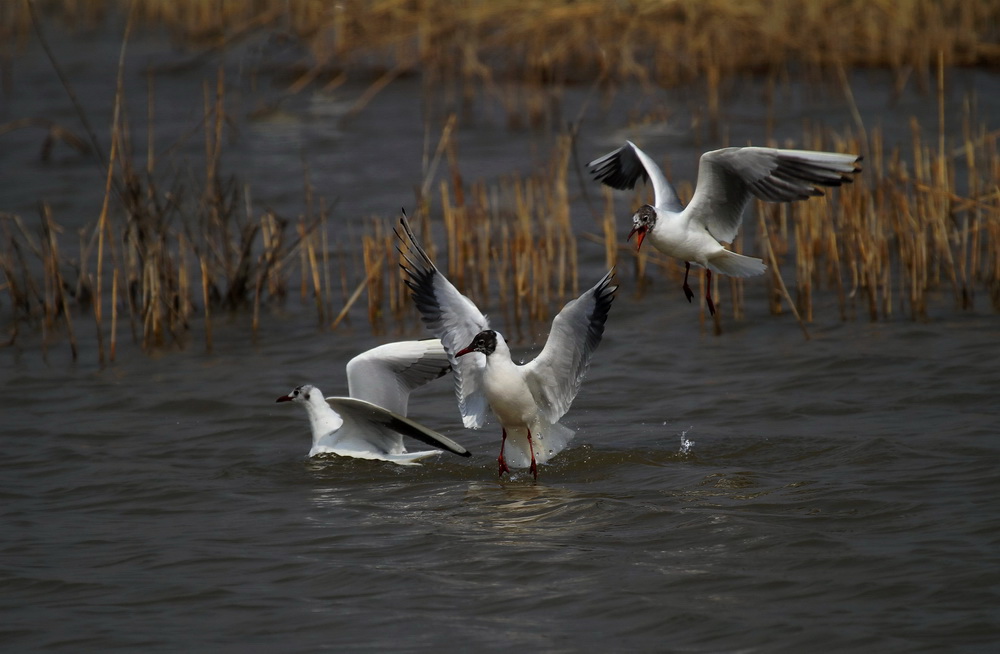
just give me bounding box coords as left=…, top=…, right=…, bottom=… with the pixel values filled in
left=501, top=421, right=576, bottom=469
left=707, top=250, right=767, bottom=278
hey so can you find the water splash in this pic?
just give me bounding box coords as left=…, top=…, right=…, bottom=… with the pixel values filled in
left=678, top=426, right=694, bottom=455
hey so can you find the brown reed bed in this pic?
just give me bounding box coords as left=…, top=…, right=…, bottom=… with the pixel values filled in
left=2, top=2, right=999, bottom=361
left=350, top=98, right=998, bottom=339
left=14, top=0, right=999, bottom=75
left=365, top=130, right=581, bottom=343
left=0, top=43, right=330, bottom=360
left=3, top=103, right=998, bottom=361
left=5, top=0, right=1000, bottom=128
left=3, top=85, right=999, bottom=360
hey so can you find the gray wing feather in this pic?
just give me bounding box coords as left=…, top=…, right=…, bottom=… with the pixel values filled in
left=523, top=269, right=617, bottom=424
left=588, top=141, right=684, bottom=212
left=396, top=214, right=491, bottom=429
left=346, top=339, right=450, bottom=416
left=327, top=397, right=471, bottom=457
left=687, top=147, right=861, bottom=243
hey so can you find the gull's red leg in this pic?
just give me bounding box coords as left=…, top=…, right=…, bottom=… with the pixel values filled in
left=705, top=269, right=716, bottom=316
left=498, top=428, right=511, bottom=478
left=526, top=427, right=538, bottom=481
left=682, top=262, right=694, bottom=303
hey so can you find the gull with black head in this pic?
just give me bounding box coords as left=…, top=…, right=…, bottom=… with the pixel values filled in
left=588, top=140, right=861, bottom=315
left=396, top=213, right=617, bottom=480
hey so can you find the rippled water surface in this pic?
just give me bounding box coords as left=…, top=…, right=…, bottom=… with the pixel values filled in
left=2, top=17, right=999, bottom=654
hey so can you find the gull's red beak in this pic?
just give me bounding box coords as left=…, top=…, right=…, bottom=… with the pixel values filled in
left=455, top=345, right=474, bottom=357
left=627, top=225, right=647, bottom=251
left=276, top=395, right=292, bottom=403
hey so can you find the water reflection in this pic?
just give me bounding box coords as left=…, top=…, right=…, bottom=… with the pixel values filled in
left=449, top=482, right=623, bottom=549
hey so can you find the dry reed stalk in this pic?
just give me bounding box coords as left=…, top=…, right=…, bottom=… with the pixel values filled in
left=492, top=224, right=513, bottom=333
left=511, top=248, right=528, bottom=342
left=761, top=213, right=784, bottom=316
left=296, top=219, right=309, bottom=302
left=304, top=222, right=324, bottom=325
left=82, top=1, right=133, bottom=363
left=472, top=184, right=493, bottom=302
left=385, top=233, right=404, bottom=326
left=960, top=103, right=977, bottom=308
left=320, top=204, right=333, bottom=320
left=728, top=274, right=743, bottom=322
left=93, top=97, right=119, bottom=362
left=824, top=202, right=848, bottom=321
left=759, top=212, right=810, bottom=340
left=109, top=267, right=118, bottom=361
left=361, top=232, right=385, bottom=333
left=440, top=181, right=461, bottom=288
left=265, top=210, right=292, bottom=299
left=548, top=134, right=576, bottom=296
left=331, top=257, right=382, bottom=331
left=39, top=202, right=79, bottom=359
left=200, top=256, right=212, bottom=352
left=0, top=242, right=26, bottom=341
left=602, top=212, right=617, bottom=272
left=244, top=190, right=263, bottom=337
left=177, top=232, right=190, bottom=327
left=794, top=202, right=818, bottom=322
left=251, top=265, right=263, bottom=337
left=142, top=256, right=158, bottom=347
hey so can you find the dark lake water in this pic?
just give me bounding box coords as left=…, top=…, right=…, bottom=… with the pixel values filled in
left=2, top=15, right=999, bottom=653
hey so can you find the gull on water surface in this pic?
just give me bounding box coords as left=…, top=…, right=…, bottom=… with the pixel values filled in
left=588, top=140, right=861, bottom=315
left=276, top=339, right=471, bottom=465
left=396, top=213, right=617, bottom=480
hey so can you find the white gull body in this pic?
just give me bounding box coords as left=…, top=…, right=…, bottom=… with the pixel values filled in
left=276, top=340, right=470, bottom=465
left=588, top=140, right=861, bottom=314
left=396, top=214, right=617, bottom=479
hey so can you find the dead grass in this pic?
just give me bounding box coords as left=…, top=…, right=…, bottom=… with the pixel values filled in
left=6, top=1, right=1000, bottom=126
left=0, top=40, right=322, bottom=360
left=1, top=0, right=998, bottom=360
left=366, top=95, right=1000, bottom=336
